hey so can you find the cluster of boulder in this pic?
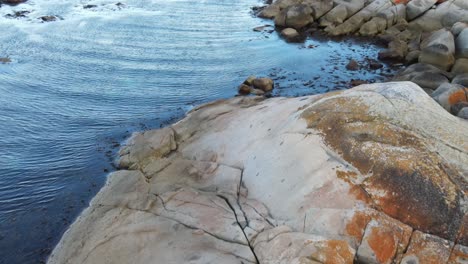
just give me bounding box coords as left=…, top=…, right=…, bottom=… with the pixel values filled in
left=48, top=82, right=468, bottom=264
left=238, top=76, right=275, bottom=96
left=256, top=0, right=468, bottom=118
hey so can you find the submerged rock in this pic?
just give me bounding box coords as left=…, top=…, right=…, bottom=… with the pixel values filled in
left=40, top=16, right=58, bottom=22
left=0, top=57, right=11, bottom=64
left=346, top=59, right=359, bottom=71
left=48, top=82, right=468, bottom=264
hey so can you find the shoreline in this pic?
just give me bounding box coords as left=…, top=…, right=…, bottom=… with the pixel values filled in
left=48, top=0, right=468, bottom=263
left=48, top=81, right=468, bottom=263
left=1, top=0, right=461, bottom=262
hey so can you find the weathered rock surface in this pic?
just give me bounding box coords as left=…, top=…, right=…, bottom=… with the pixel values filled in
left=275, top=4, right=313, bottom=29
left=406, top=0, right=437, bottom=21
left=453, top=73, right=468, bottom=86
left=452, top=58, right=468, bottom=74
left=456, top=28, right=468, bottom=58
left=49, top=82, right=468, bottom=264
left=409, top=1, right=468, bottom=32
left=393, top=63, right=452, bottom=90
left=419, top=28, right=455, bottom=71
left=432, top=83, right=468, bottom=112
left=258, top=4, right=281, bottom=19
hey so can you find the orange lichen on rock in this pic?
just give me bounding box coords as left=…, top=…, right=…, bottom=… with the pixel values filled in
left=367, top=227, right=397, bottom=263
left=336, top=170, right=373, bottom=204
left=355, top=211, right=412, bottom=263
left=401, top=230, right=453, bottom=264
left=345, top=211, right=373, bottom=243
left=310, top=240, right=355, bottom=264
left=448, top=87, right=468, bottom=105
left=301, top=95, right=464, bottom=241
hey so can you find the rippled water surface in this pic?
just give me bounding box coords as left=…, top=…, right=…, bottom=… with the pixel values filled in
left=0, top=0, right=399, bottom=263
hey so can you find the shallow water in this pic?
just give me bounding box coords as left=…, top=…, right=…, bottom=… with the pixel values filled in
left=0, top=0, right=399, bottom=263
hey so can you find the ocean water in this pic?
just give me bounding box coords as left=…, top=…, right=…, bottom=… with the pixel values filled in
left=0, top=0, right=398, bottom=263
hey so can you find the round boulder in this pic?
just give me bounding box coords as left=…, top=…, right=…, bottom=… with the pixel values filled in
left=452, top=73, right=468, bottom=86
left=253, top=78, right=274, bottom=92
left=238, top=84, right=252, bottom=95
left=280, top=28, right=300, bottom=42
left=275, top=4, right=313, bottom=29
left=452, top=58, right=468, bottom=74
left=258, top=5, right=280, bottom=19
left=432, top=83, right=468, bottom=111
left=419, top=28, right=455, bottom=71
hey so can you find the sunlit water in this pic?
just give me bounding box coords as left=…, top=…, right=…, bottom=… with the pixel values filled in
left=0, top=0, right=399, bottom=263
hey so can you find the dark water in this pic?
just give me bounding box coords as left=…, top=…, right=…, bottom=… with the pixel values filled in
left=0, top=0, right=399, bottom=263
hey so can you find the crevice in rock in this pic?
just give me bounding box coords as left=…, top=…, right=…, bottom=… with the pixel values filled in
left=120, top=203, right=253, bottom=249
left=401, top=229, right=415, bottom=255
left=243, top=202, right=276, bottom=228
left=217, top=194, right=261, bottom=264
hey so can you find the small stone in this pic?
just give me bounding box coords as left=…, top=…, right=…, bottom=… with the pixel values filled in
left=368, top=59, right=383, bottom=70
left=83, top=4, right=97, bottom=9
left=350, top=79, right=368, bottom=86
left=280, top=28, right=300, bottom=42
left=458, top=107, right=468, bottom=119
left=0, top=57, right=11, bottom=64
left=346, top=60, right=359, bottom=71
left=40, top=16, right=57, bottom=22
left=450, top=102, right=468, bottom=115
left=238, top=84, right=252, bottom=95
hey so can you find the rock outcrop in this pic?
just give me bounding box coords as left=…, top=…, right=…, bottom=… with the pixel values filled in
left=49, top=82, right=468, bottom=264
left=256, top=0, right=468, bottom=79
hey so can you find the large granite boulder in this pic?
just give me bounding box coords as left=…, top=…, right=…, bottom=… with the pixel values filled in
left=419, top=28, right=456, bottom=71
left=452, top=58, right=468, bottom=74
left=48, top=82, right=467, bottom=264
left=406, top=0, right=437, bottom=21
left=409, top=1, right=468, bottom=32
left=319, top=0, right=366, bottom=27
left=302, top=0, right=333, bottom=19
left=393, top=63, right=451, bottom=91
left=325, top=0, right=394, bottom=36
left=275, top=4, right=313, bottom=29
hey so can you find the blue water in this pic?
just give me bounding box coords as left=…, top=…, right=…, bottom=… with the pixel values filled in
left=0, top=0, right=398, bottom=263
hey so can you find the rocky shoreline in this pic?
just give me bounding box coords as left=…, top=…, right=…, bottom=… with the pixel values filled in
left=252, top=0, right=468, bottom=118
left=48, top=82, right=467, bottom=263
left=46, top=0, right=468, bottom=263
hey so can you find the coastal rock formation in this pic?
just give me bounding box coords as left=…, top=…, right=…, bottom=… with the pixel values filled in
left=237, top=76, right=274, bottom=95
left=257, top=0, right=468, bottom=79
left=49, top=82, right=468, bottom=264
